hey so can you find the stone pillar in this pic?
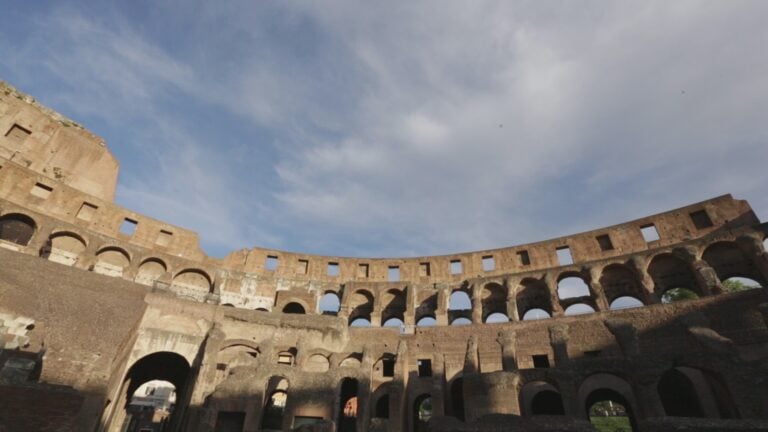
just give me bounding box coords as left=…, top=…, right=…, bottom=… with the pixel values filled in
left=633, top=373, right=666, bottom=418
left=496, top=330, right=518, bottom=371
left=471, top=284, right=483, bottom=324
left=545, top=273, right=564, bottom=317
left=75, top=237, right=101, bottom=271
left=463, top=335, right=480, bottom=375
left=674, top=246, right=722, bottom=296
left=185, top=324, right=226, bottom=432
left=404, top=284, right=415, bottom=327
left=389, top=340, right=408, bottom=432
left=587, top=266, right=610, bottom=311
left=435, top=286, right=449, bottom=326
left=431, top=354, right=446, bottom=417
left=357, top=348, right=374, bottom=432
left=25, top=221, right=53, bottom=257
left=628, top=255, right=659, bottom=304
left=548, top=324, right=569, bottom=365
left=506, top=277, right=519, bottom=321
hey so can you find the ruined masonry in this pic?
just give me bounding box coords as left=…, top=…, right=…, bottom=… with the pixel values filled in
left=1, top=79, right=768, bottom=432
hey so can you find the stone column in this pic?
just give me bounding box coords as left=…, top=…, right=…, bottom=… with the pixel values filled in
left=471, top=284, right=483, bottom=324
left=404, top=284, right=415, bottom=327
left=496, top=330, right=518, bottom=371
left=549, top=324, right=569, bottom=365
left=628, top=255, right=659, bottom=304
left=587, top=266, right=610, bottom=311
left=506, top=277, right=519, bottom=321
left=431, top=354, right=446, bottom=417
left=25, top=221, right=53, bottom=257
left=435, top=286, right=449, bottom=326
left=544, top=273, right=564, bottom=317
left=75, top=237, right=102, bottom=271
left=674, top=246, right=723, bottom=296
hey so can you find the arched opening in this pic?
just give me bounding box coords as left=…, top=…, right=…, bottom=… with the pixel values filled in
left=484, top=312, right=510, bottom=323
left=449, top=290, right=472, bottom=311
left=213, top=344, right=258, bottom=388
left=658, top=367, right=736, bottom=418
left=416, top=316, right=436, bottom=327
left=702, top=241, right=767, bottom=287
left=261, top=378, right=288, bottom=431
left=648, top=253, right=701, bottom=300
left=600, top=264, right=648, bottom=305
left=340, top=354, right=362, bottom=369
left=564, top=303, right=595, bottom=316
left=282, top=302, right=306, bottom=314
left=450, top=317, right=472, bottom=326
left=45, top=232, right=86, bottom=266
left=557, top=276, right=591, bottom=299
left=382, top=317, right=404, bottom=328
left=94, top=247, right=130, bottom=278
left=609, top=296, right=644, bottom=310
left=587, top=389, right=635, bottom=431
left=0, top=213, right=36, bottom=246
left=319, top=292, right=341, bottom=315
left=109, top=352, right=191, bottom=432
left=135, top=259, right=167, bottom=286
left=338, top=378, right=358, bottom=432
left=413, top=394, right=432, bottom=432
left=658, top=368, right=704, bottom=417
left=522, top=308, right=551, bottom=321
left=304, top=354, right=330, bottom=373
left=661, top=287, right=700, bottom=304
left=481, top=282, right=507, bottom=322
left=125, top=380, right=177, bottom=432
left=171, top=269, right=213, bottom=299
left=374, top=394, right=389, bottom=419
left=450, top=377, right=465, bottom=421
left=349, top=317, right=371, bottom=327
left=516, top=278, right=552, bottom=321
left=722, top=276, right=762, bottom=293
left=532, top=390, right=565, bottom=415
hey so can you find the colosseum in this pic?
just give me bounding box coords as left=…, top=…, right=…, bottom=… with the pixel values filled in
left=0, top=79, right=767, bottom=432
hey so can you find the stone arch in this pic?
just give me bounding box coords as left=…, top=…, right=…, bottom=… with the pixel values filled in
left=135, top=258, right=167, bottom=286
left=415, top=291, right=437, bottom=324
left=600, top=263, right=648, bottom=304
left=261, top=377, right=289, bottom=431
left=106, top=351, right=191, bottom=431
left=557, top=273, right=591, bottom=300
left=337, top=377, right=358, bottom=431
left=648, top=253, right=701, bottom=299
left=348, top=289, right=374, bottom=324
left=304, top=353, right=330, bottom=373
left=703, top=241, right=766, bottom=286
left=0, top=212, right=36, bottom=246
left=516, top=278, right=552, bottom=320
left=520, top=380, right=564, bottom=416
left=481, top=282, right=507, bottom=322
left=412, top=393, right=432, bottom=432
left=340, top=354, right=362, bottom=369
left=213, top=344, right=259, bottom=389
left=657, top=366, right=737, bottom=418
left=381, top=288, right=406, bottom=324
left=319, top=291, right=341, bottom=315
left=46, top=231, right=87, bottom=266
left=449, top=288, right=472, bottom=311
left=371, top=383, right=391, bottom=419
left=564, top=303, right=596, bottom=316
left=94, top=246, right=131, bottom=277
left=282, top=301, right=306, bottom=314
left=171, top=269, right=213, bottom=297
left=578, top=373, right=638, bottom=429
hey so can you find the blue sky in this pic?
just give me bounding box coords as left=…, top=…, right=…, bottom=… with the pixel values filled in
left=1, top=1, right=767, bottom=258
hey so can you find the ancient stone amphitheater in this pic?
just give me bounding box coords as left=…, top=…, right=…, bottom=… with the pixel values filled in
left=1, top=80, right=767, bottom=432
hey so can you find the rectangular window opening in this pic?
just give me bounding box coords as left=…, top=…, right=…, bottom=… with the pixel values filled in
left=278, top=354, right=294, bottom=365
left=518, top=250, right=531, bottom=266
left=388, top=266, right=400, bottom=282
left=265, top=255, right=279, bottom=271
left=690, top=209, right=714, bottom=230
left=482, top=255, right=495, bottom=271
left=450, top=260, right=463, bottom=275
left=77, top=202, right=98, bottom=221
left=640, top=224, right=660, bottom=242
left=30, top=182, right=52, bottom=199
left=382, top=359, right=395, bottom=377
left=419, top=262, right=431, bottom=277
left=327, top=262, right=340, bottom=277
left=298, top=259, right=308, bottom=275
left=357, top=263, right=369, bottom=278
left=155, top=229, right=172, bottom=247
left=4, top=124, right=31, bottom=143
left=596, top=234, right=614, bottom=251
left=417, top=359, right=432, bottom=377
left=556, top=246, right=573, bottom=266
left=532, top=354, right=550, bottom=369
left=119, top=218, right=138, bottom=236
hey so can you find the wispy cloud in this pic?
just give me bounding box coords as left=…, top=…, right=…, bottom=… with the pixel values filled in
left=1, top=1, right=766, bottom=258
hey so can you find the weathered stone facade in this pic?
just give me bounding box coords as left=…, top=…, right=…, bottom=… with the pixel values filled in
left=1, top=80, right=768, bottom=431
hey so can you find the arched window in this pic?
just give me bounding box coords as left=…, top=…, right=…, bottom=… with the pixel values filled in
left=374, top=394, right=389, bottom=418
left=93, top=247, right=130, bottom=278
left=481, top=283, right=507, bottom=321
left=338, top=378, right=358, bottom=432
left=349, top=317, right=371, bottom=327
left=382, top=317, right=404, bottom=328
left=0, top=213, right=36, bottom=246
left=449, top=291, right=471, bottom=311
left=416, top=316, right=436, bottom=327
left=282, top=302, right=306, bottom=314
left=450, top=317, right=472, bottom=326
left=319, top=292, right=341, bottom=315
left=722, top=276, right=761, bottom=293
left=413, top=394, right=432, bottom=432
left=609, top=296, right=644, bottom=310
left=557, top=276, right=590, bottom=299
left=648, top=253, right=700, bottom=299
left=564, top=303, right=595, bottom=316
left=45, top=232, right=87, bottom=266
left=587, top=389, right=635, bottom=431
left=658, top=368, right=704, bottom=417
left=261, top=390, right=288, bottom=430
left=135, top=258, right=167, bottom=286
left=522, top=308, right=551, bottom=321
left=531, top=390, right=565, bottom=415
left=484, top=312, right=509, bottom=323
left=661, top=287, right=700, bottom=304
